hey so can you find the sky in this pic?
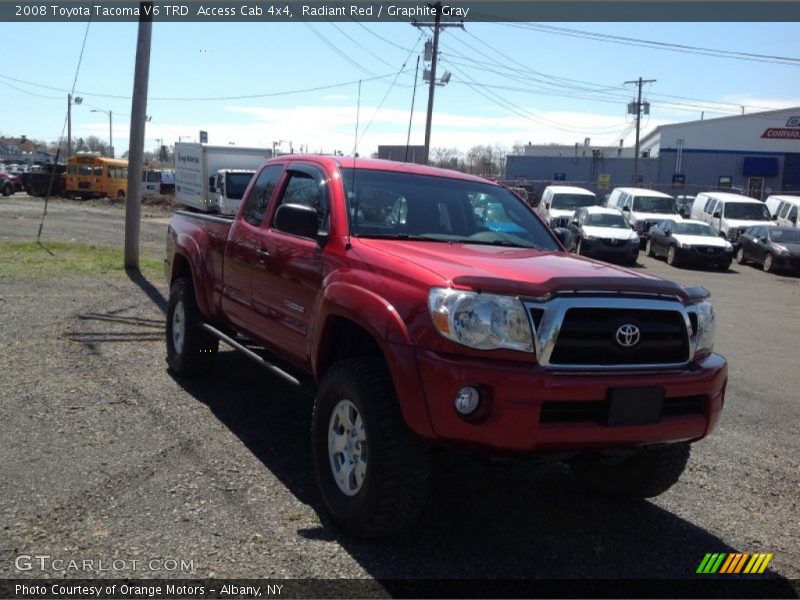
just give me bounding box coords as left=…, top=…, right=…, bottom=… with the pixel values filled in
left=1, top=15, right=800, bottom=158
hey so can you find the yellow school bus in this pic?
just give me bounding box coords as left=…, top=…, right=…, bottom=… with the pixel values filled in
left=65, top=154, right=129, bottom=199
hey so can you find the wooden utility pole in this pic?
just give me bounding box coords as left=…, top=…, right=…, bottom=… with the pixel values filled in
left=414, top=3, right=461, bottom=165
left=125, top=2, right=153, bottom=270
left=625, top=76, right=656, bottom=184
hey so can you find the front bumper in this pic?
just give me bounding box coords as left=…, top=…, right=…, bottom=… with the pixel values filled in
left=411, top=349, right=727, bottom=453
left=675, top=246, right=733, bottom=265
left=580, top=238, right=639, bottom=262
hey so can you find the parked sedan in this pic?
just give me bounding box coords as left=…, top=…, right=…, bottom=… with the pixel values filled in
left=0, top=172, right=21, bottom=196
left=568, top=206, right=640, bottom=265
left=736, top=226, right=800, bottom=273
left=646, top=219, right=733, bottom=270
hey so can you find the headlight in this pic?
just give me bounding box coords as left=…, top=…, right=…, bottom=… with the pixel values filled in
left=724, top=242, right=733, bottom=251
left=693, top=300, right=716, bottom=357
left=629, top=237, right=640, bottom=244
left=585, top=235, right=597, bottom=241
left=428, top=288, right=533, bottom=352
left=774, top=244, right=789, bottom=254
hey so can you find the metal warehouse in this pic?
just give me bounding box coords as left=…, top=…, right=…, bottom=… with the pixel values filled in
left=505, top=107, right=800, bottom=200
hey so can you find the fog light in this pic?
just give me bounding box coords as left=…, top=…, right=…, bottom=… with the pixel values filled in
left=454, top=386, right=481, bottom=415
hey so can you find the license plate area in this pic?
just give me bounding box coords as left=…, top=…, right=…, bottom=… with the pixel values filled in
left=607, top=387, right=664, bottom=426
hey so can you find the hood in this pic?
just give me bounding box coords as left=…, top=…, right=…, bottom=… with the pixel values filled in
left=354, top=238, right=690, bottom=300
left=549, top=208, right=577, bottom=219
left=673, top=234, right=730, bottom=247
left=582, top=226, right=638, bottom=241
left=775, top=242, right=800, bottom=256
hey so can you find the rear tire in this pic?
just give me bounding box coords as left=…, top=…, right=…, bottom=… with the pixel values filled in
left=166, top=277, right=218, bottom=376
left=570, top=443, right=691, bottom=498
left=312, top=358, right=430, bottom=537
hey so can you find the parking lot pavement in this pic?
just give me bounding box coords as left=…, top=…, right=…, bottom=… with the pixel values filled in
left=0, top=197, right=798, bottom=591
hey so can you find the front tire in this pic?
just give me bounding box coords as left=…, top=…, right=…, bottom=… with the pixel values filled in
left=570, top=443, right=691, bottom=498
left=736, top=246, right=747, bottom=265
left=166, top=277, right=218, bottom=376
left=1, top=183, right=11, bottom=197
left=763, top=253, right=775, bottom=273
left=576, top=238, right=584, bottom=256
left=666, top=245, right=679, bottom=266
left=312, top=358, right=430, bottom=537
left=645, top=239, right=655, bottom=257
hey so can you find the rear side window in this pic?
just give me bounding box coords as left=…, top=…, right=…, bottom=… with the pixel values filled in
left=242, top=165, right=284, bottom=227
left=779, top=202, right=791, bottom=218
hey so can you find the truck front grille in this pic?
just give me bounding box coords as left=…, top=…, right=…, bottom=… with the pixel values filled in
left=525, top=296, right=695, bottom=370
left=550, top=308, right=689, bottom=366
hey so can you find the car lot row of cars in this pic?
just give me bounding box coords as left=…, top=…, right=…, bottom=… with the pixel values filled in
left=533, top=184, right=800, bottom=274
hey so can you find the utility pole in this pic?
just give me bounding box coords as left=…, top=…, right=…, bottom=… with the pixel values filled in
left=413, top=2, right=461, bottom=165
left=124, top=2, right=153, bottom=271
left=67, top=93, right=82, bottom=157
left=625, top=76, right=655, bottom=183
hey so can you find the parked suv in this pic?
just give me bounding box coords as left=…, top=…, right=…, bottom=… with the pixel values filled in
left=606, top=187, right=680, bottom=244
left=690, top=192, right=774, bottom=242
left=538, top=185, right=599, bottom=228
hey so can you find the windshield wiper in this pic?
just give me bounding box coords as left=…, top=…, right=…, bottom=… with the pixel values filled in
left=352, top=232, right=449, bottom=242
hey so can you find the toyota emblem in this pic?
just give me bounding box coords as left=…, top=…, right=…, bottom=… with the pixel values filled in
left=615, top=324, right=641, bottom=348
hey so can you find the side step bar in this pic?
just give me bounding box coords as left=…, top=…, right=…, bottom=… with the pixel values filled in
left=201, top=323, right=302, bottom=386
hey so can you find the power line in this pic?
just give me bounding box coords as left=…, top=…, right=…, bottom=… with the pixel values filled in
left=0, top=70, right=414, bottom=102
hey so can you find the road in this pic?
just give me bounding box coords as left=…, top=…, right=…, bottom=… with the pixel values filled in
left=0, top=196, right=798, bottom=596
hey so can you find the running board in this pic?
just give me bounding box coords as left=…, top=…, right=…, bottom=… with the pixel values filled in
left=201, top=323, right=301, bottom=386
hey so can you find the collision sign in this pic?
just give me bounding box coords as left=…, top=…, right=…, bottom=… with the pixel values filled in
left=761, top=116, right=800, bottom=139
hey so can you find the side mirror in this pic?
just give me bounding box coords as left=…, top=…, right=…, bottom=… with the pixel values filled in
left=544, top=202, right=550, bottom=209
left=571, top=219, right=579, bottom=227
left=790, top=215, right=797, bottom=224
left=664, top=229, right=672, bottom=237
left=274, top=203, right=320, bottom=241
left=772, top=214, right=778, bottom=220
left=760, top=236, right=768, bottom=243
left=622, top=206, right=630, bottom=212
left=713, top=211, right=721, bottom=219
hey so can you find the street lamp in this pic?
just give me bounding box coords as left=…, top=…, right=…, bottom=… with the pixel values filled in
left=90, top=109, right=113, bottom=158
left=67, top=94, right=83, bottom=157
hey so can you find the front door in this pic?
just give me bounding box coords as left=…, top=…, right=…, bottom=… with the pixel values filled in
left=249, top=164, right=329, bottom=366
left=747, top=177, right=764, bottom=200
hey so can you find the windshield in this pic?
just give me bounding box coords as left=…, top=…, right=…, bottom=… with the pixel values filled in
left=723, top=202, right=771, bottom=220
left=342, top=169, right=560, bottom=250
left=551, top=193, right=597, bottom=209
left=225, top=172, right=255, bottom=200
left=769, top=228, right=800, bottom=243
left=632, top=195, right=677, bottom=213
left=673, top=222, right=716, bottom=237
left=585, top=212, right=628, bottom=228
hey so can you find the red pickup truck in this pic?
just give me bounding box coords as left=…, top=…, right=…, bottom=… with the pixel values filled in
left=165, top=156, right=727, bottom=536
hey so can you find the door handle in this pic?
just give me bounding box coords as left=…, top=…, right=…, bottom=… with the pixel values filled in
left=256, top=248, right=270, bottom=259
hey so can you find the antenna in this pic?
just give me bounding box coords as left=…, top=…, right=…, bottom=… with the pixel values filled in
left=405, top=55, right=420, bottom=163
left=353, top=79, right=361, bottom=158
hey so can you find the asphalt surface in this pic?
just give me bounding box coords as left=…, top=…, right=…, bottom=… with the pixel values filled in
left=0, top=195, right=798, bottom=595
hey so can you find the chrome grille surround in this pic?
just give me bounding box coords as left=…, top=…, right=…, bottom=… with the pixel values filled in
left=525, top=293, right=699, bottom=370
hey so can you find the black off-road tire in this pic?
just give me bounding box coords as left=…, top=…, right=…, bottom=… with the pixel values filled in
left=570, top=443, right=691, bottom=498
left=166, top=277, right=218, bottom=376
left=312, top=358, right=430, bottom=537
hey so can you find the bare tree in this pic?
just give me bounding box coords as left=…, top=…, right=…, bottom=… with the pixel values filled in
left=430, top=147, right=461, bottom=170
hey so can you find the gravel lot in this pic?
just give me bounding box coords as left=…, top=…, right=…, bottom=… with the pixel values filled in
left=0, top=196, right=798, bottom=595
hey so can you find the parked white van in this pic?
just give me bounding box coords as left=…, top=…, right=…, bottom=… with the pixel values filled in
left=537, top=185, right=598, bottom=227
left=605, top=187, right=680, bottom=243
left=690, top=192, right=775, bottom=241
left=765, top=195, right=800, bottom=228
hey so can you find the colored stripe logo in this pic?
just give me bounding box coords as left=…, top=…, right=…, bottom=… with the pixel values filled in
left=696, top=553, right=773, bottom=574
